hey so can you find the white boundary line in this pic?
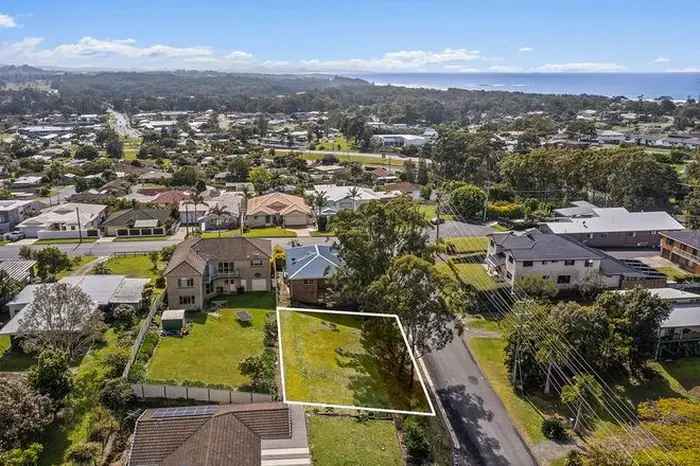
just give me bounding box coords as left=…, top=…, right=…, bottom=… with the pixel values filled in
left=276, top=306, right=436, bottom=417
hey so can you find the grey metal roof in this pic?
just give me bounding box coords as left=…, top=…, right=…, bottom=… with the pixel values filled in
left=162, top=309, right=186, bottom=321
left=662, top=304, right=700, bottom=328
left=61, top=275, right=127, bottom=305
left=613, top=288, right=700, bottom=302
left=0, top=260, right=36, bottom=282
left=543, top=209, right=684, bottom=235
left=286, top=245, right=343, bottom=280
left=112, top=278, right=150, bottom=304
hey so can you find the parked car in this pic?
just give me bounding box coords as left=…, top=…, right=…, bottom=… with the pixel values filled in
left=3, top=230, right=25, bottom=241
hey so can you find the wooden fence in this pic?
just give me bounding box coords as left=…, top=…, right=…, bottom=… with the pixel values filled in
left=130, top=382, right=274, bottom=404
left=122, top=291, right=164, bottom=379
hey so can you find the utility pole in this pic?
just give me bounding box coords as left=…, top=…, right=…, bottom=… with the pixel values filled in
left=75, top=206, right=83, bottom=244
left=435, top=190, right=443, bottom=241
left=482, top=184, right=490, bottom=224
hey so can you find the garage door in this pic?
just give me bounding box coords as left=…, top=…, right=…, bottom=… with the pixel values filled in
left=251, top=279, right=268, bottom=291
left=284, top=213, right=308, bottom=226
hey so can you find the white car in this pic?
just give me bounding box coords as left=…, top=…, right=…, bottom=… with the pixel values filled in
left=3, top=230, right=25, bottom=242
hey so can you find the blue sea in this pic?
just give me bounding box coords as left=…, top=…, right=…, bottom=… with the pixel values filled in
left=350, top=73, right=700, bottom=100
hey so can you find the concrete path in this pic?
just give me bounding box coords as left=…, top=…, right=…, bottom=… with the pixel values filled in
left=423, top=330, right=537, bottom=466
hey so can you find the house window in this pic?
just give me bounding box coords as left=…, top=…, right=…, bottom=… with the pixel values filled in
left=303, top=279, right=314, bottom=287
left=564, top=260, right=575, bottom=266
left=587, top=233, right=594, bottom=239
left=557, top=275, right=571, bottom=284
left=179, top=296, right=195, bottom=305
left=251, top=258, right=264, bottom=267
left=218, top=262, right=235, bottom=274
left=178, top=278, right=194, bottom=288
left=584, top=260, right=594, bottom=267
left=523, top=261, right=533, bottom=267
left=205, top=282, right=213, bottom=294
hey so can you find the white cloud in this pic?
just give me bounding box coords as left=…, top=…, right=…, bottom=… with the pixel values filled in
left=518, top=47, right=534, bottom=53
left=297, top=48, right=482, bottom=72
left=653, top=57, right=670, bottom=63
left=536, top=62, right=627, bottom=72
left=0, top=13, right=17, bottom=28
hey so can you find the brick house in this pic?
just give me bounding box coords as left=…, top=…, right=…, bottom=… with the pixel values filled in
left=165, top=237, right=272, bottom=310
left=660, top=230, right=700, bottom=274
left=245, top=193, right=313, bottom=228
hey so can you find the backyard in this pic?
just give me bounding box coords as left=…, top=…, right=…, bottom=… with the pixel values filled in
left=278, top=309, right=431, bottom=413
left=145, top=292, right=275, bottom=389
left=307, top=413, right=403, bottom=466
left=435, top=261, right=502, bottom=291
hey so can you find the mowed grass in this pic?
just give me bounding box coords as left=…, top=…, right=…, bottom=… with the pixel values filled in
left=417, top=203, right=454, bottom=222
left=34, top=238, right=98, bottom=245
left=275, top=150, right=406, bottom=167
left=200, top=227, right=297, bottom=239
left=443, top=236, right=489, bottom=254
left=56, top=255, right=97, bottom=279
left=314, top=136, right=355, bottom=152
left=435, top=261, right=501, bottom=291
left=104, top=254, right=162, bottom=281
left=656, top=358, right=700, bottom=398
left=146, top=292, right=274, bottom=389
left=279, top=310, right=430, bottom=412
left=307, top=414, right=403, bottom=466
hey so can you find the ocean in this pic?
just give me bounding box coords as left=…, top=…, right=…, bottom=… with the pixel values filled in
left=350, top=72, right=700, bottom=100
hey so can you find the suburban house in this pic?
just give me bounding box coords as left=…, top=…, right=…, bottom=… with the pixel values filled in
left=660, top=230, right=700, bottom=274
left=384, top=181, right=423, bottom=200
left=0, top=199, right=36, bottom=233
left=15, top=202, right=107, bottom=239
left=127, top=403, right=310, bottom=466
left=1, top=275, right=150, bottom=337
left=540, top=204, right=684, bottom=248
left=285, top=245, right=343, bottom=305
left=10, top=175, right=43, bottom=192
left=164, top=237, right=272, bottom=310
left=371, top=134, right=427, bottom=148
left=245, top=193, right=313, bottom=228
left=614, top=287, right=700, bottom=359
left=151, top=190, right=191, bottom=206
left=179, top=191, right=243, bottom=230
left=101, top=208, right=177, bottom=238
left=305, top=184, right=393, bottom=216
left=486, top=229, right=666, bottom=292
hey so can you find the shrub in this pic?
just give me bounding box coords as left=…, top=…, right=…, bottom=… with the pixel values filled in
left=487, top=201, right=525, bottom=219
left=564, top=450, right=584, bottom=466
left=0, top=443, right=43, bottom=466
left=263, top=314, right=278, bottom=348
left=103, top=347, right=131, bottom=379
left=66, top=442, right=101, bottom=465
left=448, top=183, right=486, bottom=219
left=403, top=417, right=431, bottom=461
left=86, top=407, right=119, bottom=444
left=28, top=349, right=72, bottom=402
left=100, top=378, right=135, bottom=415
left=542, top=417, right=568, bottom=442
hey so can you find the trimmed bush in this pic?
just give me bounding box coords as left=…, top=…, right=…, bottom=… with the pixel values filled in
left=542, top=417, right=568, bottom=442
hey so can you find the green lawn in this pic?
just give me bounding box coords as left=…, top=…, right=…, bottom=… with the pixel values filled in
left=435, top=261, right=501, bottom=291
left=417, top=203, right=454, bottom=222
left=146, top=292, right=275, bottom=389
left=314, top=136, right=355, bottom=152
left=275, top=150, right=406, bottom=167
left=246, top=227, right=297, bottom=238
left=491, top=223, right=511, bottom=232
left=307, top=414, right=403, bottom=466
left=0, top=335, right=35, bottom=371
left=656, top=265, right=694, bottom=282
left=655, top=358, right=700, bottom=398
left=468, top=336, right=548, bottom=444
left=34, top=238, right=98, bottom=245
left=310, top=230, right=336, bottom=237
left=443, top=236, right=489, bottom=254
left=279, top=310, right=430, bottom=412
left=104, top=254, right=162, bottom=281
left=113, top=235, right=170, bottom=242
left=56, top=255, right=97, bottom=279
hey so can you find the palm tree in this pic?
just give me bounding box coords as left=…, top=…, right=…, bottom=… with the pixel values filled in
left=208, top=205, right=231, bottom=237
left=311, top=191, right=328, bottom=224
left=348, top=186, right=360, bottom=211
left=190, top=193, right=205, bottom=234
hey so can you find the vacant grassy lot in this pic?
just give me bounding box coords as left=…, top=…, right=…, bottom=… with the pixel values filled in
left=146, top=292, right=274, bottom=389
left=276, top=150, right=406, bottom=167
left=443, top=236, right=489, bottom=254
left=279, top=310, right=430, bottom=412
left=417, top=203, right=454, bottom=222
left=307, top=414, right=403, bottom=466
left=435, top=261, right=501, bottom=291
left=200, top=227, right=297, bottom=239
left=104, top=254, right=162, bottom=281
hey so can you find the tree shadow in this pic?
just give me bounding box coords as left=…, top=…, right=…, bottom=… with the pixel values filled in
left=438, top=384, right=513, bottom=466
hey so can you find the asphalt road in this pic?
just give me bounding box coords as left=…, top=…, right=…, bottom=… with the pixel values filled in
left=424, top=333, right=537, bottom=466
left=0, top=236, right=334, bottom=260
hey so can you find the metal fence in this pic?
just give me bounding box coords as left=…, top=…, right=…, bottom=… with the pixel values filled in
left=131, top=382, right=274, bottom=404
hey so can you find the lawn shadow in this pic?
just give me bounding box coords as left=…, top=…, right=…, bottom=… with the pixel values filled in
left=298, top=311, right=364, bottom=331
left=660, top=358, right=700, bottom=395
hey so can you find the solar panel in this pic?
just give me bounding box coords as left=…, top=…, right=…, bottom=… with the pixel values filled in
left=152, top=405, right=218, bottom=418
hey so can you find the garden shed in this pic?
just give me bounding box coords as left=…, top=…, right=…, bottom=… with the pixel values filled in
left=161, top=309, right=186, bottom=335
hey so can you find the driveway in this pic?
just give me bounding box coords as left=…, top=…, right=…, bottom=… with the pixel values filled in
left=423, top=331, right=537, bottom=466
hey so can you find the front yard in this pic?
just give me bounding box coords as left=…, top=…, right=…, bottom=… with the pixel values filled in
left=145, top=292, right=275, bottom=389
left=279, top=310, right=431, bottom=412
left=104, top=254, right=163, bottom=281
left=307, top=413, right=403, bottom=466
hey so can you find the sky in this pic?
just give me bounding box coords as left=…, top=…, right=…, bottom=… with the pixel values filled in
left=0, top=0, right=699, bottom=73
